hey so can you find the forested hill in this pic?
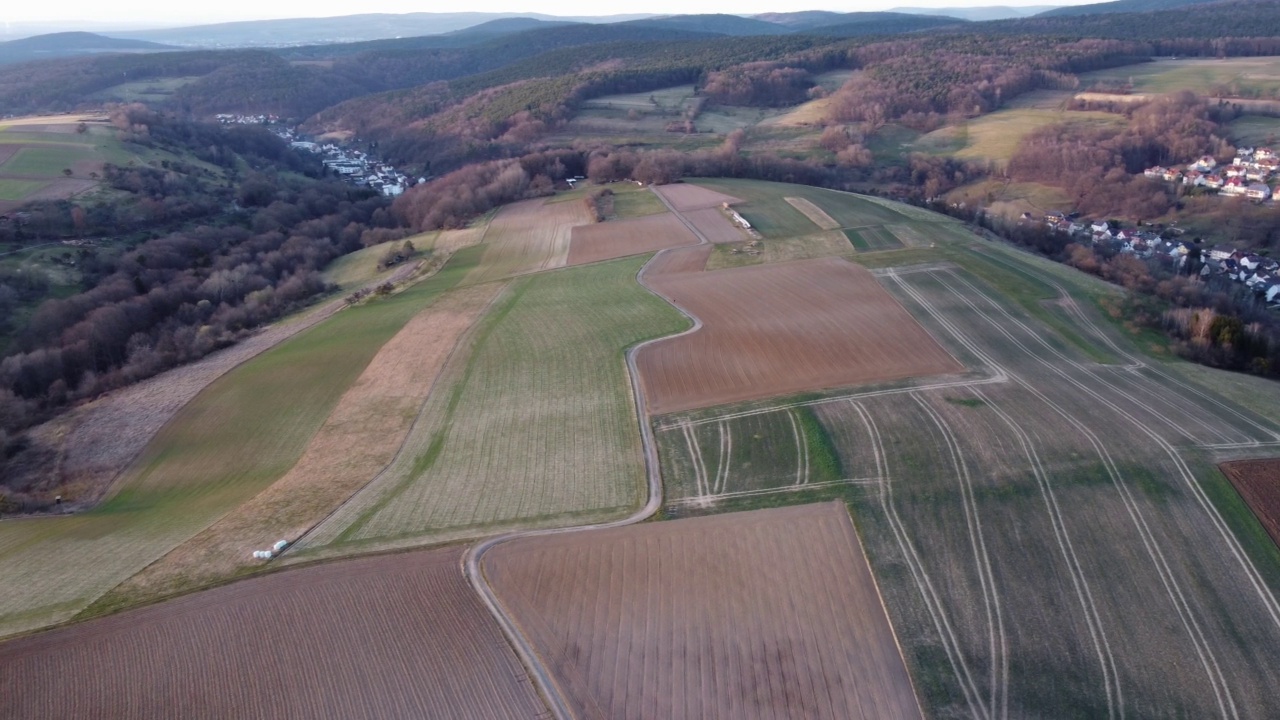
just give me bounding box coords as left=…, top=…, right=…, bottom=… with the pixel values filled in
left=1038, top=0, right=1221, bottom=16
left=983, top=0, right=1280, bottom=38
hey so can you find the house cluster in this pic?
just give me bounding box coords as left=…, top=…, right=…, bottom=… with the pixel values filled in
left=214, top=113, right=282, bottom=125
left=273, top=127, right=416, bottom=197
left=1144, top=148, right=1278, bottom=201
left=1034, top=210, right=1280, bottom=306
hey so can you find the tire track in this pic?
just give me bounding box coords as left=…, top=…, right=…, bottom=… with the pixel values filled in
left=931, top=270, right=1240, bottom=718
left=911, top=393, right=1008, bottom=719
left=851, top=400, right=991, bottom=720
left=972, top=386, right=1121, bottom=719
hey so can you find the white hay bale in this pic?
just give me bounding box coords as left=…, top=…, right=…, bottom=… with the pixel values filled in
left=273, top=540, right=288, bottom=552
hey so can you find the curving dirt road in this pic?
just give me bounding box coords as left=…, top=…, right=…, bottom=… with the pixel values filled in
left=462, top=187, right=712, bottom=719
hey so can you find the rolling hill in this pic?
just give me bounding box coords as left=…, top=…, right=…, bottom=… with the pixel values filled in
left=0, top=32, right=174, bottom=66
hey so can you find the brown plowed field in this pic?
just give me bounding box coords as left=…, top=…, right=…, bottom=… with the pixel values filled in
left=637, top=257, right=962, bottom=414
left=567, top=213, right=698, bottom=265
left=652, top=183, right=741, bottom=211
left=683, top=206, right=749, bottom=244
left=0, top=546, right=546, bottom=720
left=102, top=282, right=504, bottom=599
left=466, top=197, right=591, bottom=284
left=484, top=502, right=922, bottom=720
left=1221, top=458, right=1280, bottom=547
left=645, top=244, right=712, bottom=275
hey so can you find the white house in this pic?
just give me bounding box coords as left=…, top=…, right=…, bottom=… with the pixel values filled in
left=1204, top=174, right=1224, bottom=189
left=1188, top=155, right=1217, bottom=172
left=1183, top=170, right=1206, bottom=186
left=1222, top=177, right=1247, bottom=195
left=1144, top=166, right=1166, bottom=179
left=1245, top=183, right=1272, bottom=200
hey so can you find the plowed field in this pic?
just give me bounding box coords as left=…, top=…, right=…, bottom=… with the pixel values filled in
left=683, top=207, right=748, bottom=244
left=465, top=196, right=591, bottom=284
left=567, top=213, right=697, bottom=265
left=645, top=244, right=711, bottom=275
left=0, top=547, right=545, bottom=720
left=637, top=257, right=962, bottom=413
left=652, top=183, right=741, bottom=211
left=1221, top=459, right=1280, bottom=547
left=483, top=502, right=921, bottom=720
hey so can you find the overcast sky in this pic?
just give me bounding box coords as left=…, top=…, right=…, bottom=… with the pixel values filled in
left=4, top=0, right=1085, bottom=27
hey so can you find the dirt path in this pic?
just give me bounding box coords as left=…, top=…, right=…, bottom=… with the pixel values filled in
left=463, top=185, right=712, bottom=719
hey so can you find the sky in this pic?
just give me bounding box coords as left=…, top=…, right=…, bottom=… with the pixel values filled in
left=3, top=0, right=1084, bottom=28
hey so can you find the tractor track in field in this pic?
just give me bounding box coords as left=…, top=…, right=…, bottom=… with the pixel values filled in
left=462, top=187, right=712, bottom=720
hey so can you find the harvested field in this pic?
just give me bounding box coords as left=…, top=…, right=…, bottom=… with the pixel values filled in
left=682, top=206, right=749, bottom=244
left=567, top=212, right=697, bottom=266
left=0, top=546, right=545, bottom=720
left=1221, top=459, right=1280, bottom=548
left=644, top=244, right=711, bottom=275
left=297, top=256, right=688, bottom=554
left=465, top=196, right=592, bottom=284
left=651, top=182, right=741, bottom=211
left=483, top=502, right=921, bottom=720
left=99, top=282, right=504, bottom=603
left=637, top=257, right=962, bottom=414
left=785, top=196, right=840, bottom=230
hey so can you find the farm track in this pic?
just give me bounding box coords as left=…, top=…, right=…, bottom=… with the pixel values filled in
left=462, top=186, right=710, bottom=719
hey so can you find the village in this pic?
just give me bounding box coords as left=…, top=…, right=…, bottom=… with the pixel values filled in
left=1036, top=206, right=1280, bottom=307
left=1144, top=147, right=1279, bottom=201
left=216, top=113, right=416, bottom=198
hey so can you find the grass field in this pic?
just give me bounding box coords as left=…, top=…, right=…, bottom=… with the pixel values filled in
left=0, top=146, right=92, bottom=177
left=321, top=233, right=433, bottom=289
left=913, top=108, right=1125, bottom=166
left=654, top=233, right=1280, bottom=716
left=295, top=255, right=689, bottom=554
left=463, top=197, right=590, bottom=284
left=0, top=179, right=48, bottom=200
left=611, top=185, right=667, bottom=218
left=946, top=179, right=1074, bottom=220
left=1227, top=115, right=1280, bottom=146
left=1081, top=57, right=1280, bottom=97
left=0, top=250, right=483, bottom=637
left=845, top=226, right=903, bottom=251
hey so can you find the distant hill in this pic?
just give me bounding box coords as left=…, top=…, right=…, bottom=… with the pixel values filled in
left=889, top=5, right=1059, bottom=20
left=624, top=14, right=788, bottom=36
left=1038, top=0, right=1220, bottom=16
left=444, top=18, right=581, bottom=38
left=753, top=11, right=851, bottom=28
left=806, top=12, right=967, bottom=35
left=0, top=32, right=173, bottom=66
left=111, top=12, right=653, bottom=48
left=978, top=0, right=1280, bottom=35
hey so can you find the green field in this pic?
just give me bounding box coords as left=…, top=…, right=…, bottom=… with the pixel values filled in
left=658, top=229, right=1280, bottom=717
left=0, top=146, right=92, bottom=178
left=296, top=255, right=689, bottom=554
left=611, top=185, right=667, bottom=218
left=1227, top=115, right=1280, bottom=146
left=1081, top=57, right=1280, bottom=97
left=913, top=107, right=1126, bottom=165
left=0, top=249, right=483, bottom=637
left=321, top=233, right=433, bottom=289
left=845, top=226, right=903, bottom=251
left=0, top=179, right=48, bottom=200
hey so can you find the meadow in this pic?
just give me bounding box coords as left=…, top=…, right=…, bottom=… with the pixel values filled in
left=1080, top=56, right=1280, bottom=97
left=912, top=107, right=1125, bottom=166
